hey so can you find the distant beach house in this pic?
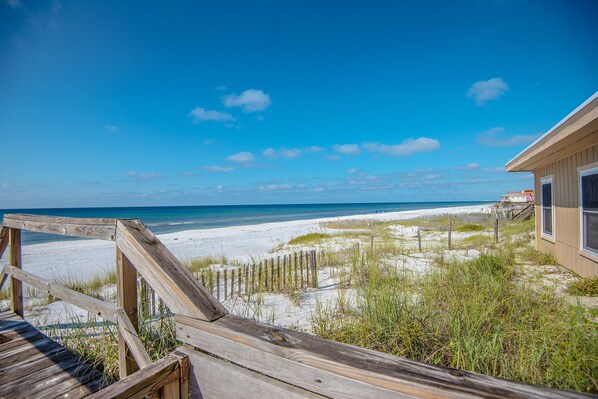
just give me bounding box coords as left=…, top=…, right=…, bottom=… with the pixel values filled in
left=500, top=189, right=534, bottom=203
left=506, top=91, right=598, bottom=277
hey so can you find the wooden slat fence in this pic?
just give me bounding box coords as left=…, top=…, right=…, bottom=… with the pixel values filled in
left=137, top=250, right=319, bottom=309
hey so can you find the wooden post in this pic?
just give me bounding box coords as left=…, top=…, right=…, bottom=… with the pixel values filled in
left=299, top=250, right=304, bottom=289
left=201, top=272, right=206, bottom=288
left=9, top=228, right=23, bottom=318
left=230, top=269, right=235, bottom=299
left=312, top=250, right=318, bottom=287
left=293, top=253, right=298, bottom=290
left=224, top=269, right=228, bottom=300
left=270, top=259, right=274, bottom=292
left=282, top=256, right=287, bottom=289
left=116, top=247, right=139, bottom=378
left=216, top=271, right=221, bottom=301
left=276, top=257, right=281, bottom=291
left=238, top=267, right=242, bottom=296
left=258, top=262, right=263, bottom=291
left=208, top=271, right=214, bottom=296
left=494, top=217, right=499, bottom=243
left=244, top=265, right=249, bottom=296
left=370, top=235, right=374, bottom=252
left=251, top=264, right=256, bottom=293
left=448, top=218, right=452, bottom=250
left=264, top=261, right=269, bottom=292
left=417, top=229, right=422, bottom=252
left=305, top=251, right=311, bottom=288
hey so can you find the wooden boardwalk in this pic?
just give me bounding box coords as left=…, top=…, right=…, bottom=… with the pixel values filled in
left=0, top=311, right=106, bottom=399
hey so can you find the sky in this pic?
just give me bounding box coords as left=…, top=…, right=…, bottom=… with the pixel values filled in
left=1, top=0, right=597, bottom=208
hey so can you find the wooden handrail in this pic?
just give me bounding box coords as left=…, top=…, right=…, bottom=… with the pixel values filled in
left=3, top=214, right=118, bottom=241
left=0, top=264, right=151, bottom=369
left=115, top=219, right=227, bottom=321
left=177, top=314, right=589, bottom=399
left=85, top=351, right=188, bottom=399
left=0, top=227, right=8, bottom=258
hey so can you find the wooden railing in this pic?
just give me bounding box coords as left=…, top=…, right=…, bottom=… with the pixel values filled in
left=0, top=214, right=591, bottom=399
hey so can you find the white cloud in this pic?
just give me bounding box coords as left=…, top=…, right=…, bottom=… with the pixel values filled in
left=305, top=146, right=325, bottom=153
left=222, top=89, right=271, bottom=113
left=7, top=0, right=21, bottom=8
left=280, top=148, right=301, bottom=159
left=466, top=77, right=509, bottom=105
left=262, top=148, right=277, bottom=159
left=189, top=107, right=235, bottom=123
left=485, top=166, right=506, bottom=173
left=126, top=171, right=164, bottom=181
left=262, top=148, right=302, bottom=159
left=456, top=162, right=480, bottom=170
left=259, top=184, right=293, bottom=191
left=476, top=127, right=540, bottom=147
left=333, top=144, right=361, bottom=155
left=105, top=124, right=118, bottom=133
left=363, top=137, right=440, bottom=156
left=226, top=152, right=254, bottom=163
left=347, top=168, right=358, bottom=174
left=204, top=165, right=235, bottom=172
left=326, top=155, right=340, bottom=161
left=179, top=171, right=196, bottom=177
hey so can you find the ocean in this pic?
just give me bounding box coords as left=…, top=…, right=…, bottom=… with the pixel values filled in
left=1, top=201, right=492, bottom=245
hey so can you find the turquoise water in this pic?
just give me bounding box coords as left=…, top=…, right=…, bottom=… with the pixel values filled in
left=1, top=202, right=491, bottom=245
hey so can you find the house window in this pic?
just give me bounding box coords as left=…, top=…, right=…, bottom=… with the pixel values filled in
left=581, top=167, right=598, bottom=255
left=541, top=177, right=553, bottom=238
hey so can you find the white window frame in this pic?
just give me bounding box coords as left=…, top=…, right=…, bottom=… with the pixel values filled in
left=541, top=176, right=554, bottom=240
left=579, top=165, right=598, bottom=257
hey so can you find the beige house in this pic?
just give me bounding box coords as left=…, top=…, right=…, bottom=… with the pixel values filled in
left=506, top=92, right=598, bottom=277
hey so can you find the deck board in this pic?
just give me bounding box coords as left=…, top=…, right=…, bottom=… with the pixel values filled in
left=0, top=311, right=107, bottom=398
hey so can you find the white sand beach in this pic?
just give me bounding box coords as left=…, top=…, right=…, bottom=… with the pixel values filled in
left=0, top=203, right=495, bottom=331
left=8, top=204, right=490, bottom=282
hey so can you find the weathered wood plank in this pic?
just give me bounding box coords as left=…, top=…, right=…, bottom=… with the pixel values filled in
left=115, top=219, right=227, bottom=321
left=0, top=226, right=9, bottom=259
left=85, top=352, right=185, bottom=399
left=115, top=309, right=152, bottom=370
left=177, top=346, right=326, bottom=399
left=176, top=314, right=591, bottom=399
left=3, top=214, right=117, bottom=241
left=0, top=313, right=105, bottom=398
left=9, top=228, right=23, bottom=318
left=117, top=247, right=141, bottom=378
left=2, top=264, right=120, bottom=323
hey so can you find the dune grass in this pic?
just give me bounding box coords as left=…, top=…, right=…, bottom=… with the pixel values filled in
left=312, top=249, right=598, bottom=393
left=567, top=276, right=598, bottom=297
left=185, top=255, right=229, bottom=273
left=288, top=232, right=330, bottom=245
left=520, top=247, right=560, bottom=266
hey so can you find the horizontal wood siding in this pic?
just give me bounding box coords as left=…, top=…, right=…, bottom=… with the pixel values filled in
left=534, top=143, right=598, bottom=277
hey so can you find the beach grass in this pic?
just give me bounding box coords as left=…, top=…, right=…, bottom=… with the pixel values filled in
left=288, top=232, right=330, bottom=245
left=185, top=255, right=229, bottom=273
left=311, top=249, right=598, bottom=393
left=567, top=276, right=598, bottom=297
left=520, top=247, right=560, bottom=266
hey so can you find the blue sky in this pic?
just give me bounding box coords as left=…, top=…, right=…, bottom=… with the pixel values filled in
left=1, top=0, right=597, bottom=208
